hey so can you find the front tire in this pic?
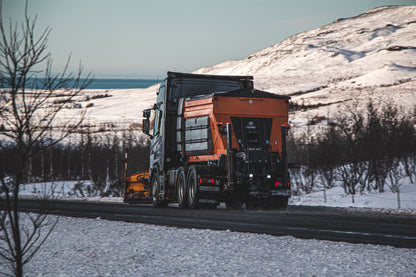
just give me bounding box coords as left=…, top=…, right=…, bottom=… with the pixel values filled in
left=150, top=172, right=168, bottom=208
left=187, top=166, right=199, bottom=209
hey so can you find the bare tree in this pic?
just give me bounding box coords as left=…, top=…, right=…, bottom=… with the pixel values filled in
left=399, top=105, right=416, bottom=184
left=316, top=124, right=341, bottom=203
left=288, top=167, right=303, bottom=200
left=0, top=1, right=92, bottom=275
left=339, top=161, right=366, bottom=204
left=386, top=159, right=404, bottom=209
left=403, top=155, right=415, bottom=184
left=337, top=106, right=366, bottom=203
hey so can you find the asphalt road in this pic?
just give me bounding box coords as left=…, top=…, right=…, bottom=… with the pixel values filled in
left=5, top=198, right=416, bottom=248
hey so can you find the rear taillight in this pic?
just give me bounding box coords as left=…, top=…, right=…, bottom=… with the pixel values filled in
left=275, top=181, right=290, bottom=188
left=200, top=178, right=215, bottom=184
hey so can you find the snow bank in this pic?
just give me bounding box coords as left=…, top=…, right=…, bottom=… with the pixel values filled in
left=3, top=216, right=414, bottom=276
left=19, top=176, right=416, bottom=211
left=290, top=177, right=416, bottom=211
left=20, top=180, right=95, bottom=198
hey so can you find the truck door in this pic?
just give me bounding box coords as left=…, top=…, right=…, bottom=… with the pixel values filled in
left=150, top=106, right=164, bottom=171
left=149, top=82, right=167, bottom=175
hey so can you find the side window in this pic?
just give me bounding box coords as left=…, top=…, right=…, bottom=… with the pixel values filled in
left=157, top=81, right=166, bottom=103
left=153, top=109, right=162, bottom=136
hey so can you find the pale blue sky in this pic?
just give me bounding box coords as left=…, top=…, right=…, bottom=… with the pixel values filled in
left=4, top=0, right=416, bottom=78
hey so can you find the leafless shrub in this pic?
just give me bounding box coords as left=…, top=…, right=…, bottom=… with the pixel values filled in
left=386, top=160, right=404, bottom=209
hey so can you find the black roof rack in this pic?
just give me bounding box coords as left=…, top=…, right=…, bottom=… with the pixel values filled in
left=167, top=71, right=253, bottom=82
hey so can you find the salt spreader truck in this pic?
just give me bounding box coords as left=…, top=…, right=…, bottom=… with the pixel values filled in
left=124, top=72, right=292, bottom=209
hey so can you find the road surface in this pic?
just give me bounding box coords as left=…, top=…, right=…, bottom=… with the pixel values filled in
left=5, top=198, right=416, bottom=248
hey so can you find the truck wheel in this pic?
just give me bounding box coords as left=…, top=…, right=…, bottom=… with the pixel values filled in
left=176, top=167, right=188, bottom=208
left=150, top=173, right=168, bottom=208
left=187, top=166, right=199, bottom=209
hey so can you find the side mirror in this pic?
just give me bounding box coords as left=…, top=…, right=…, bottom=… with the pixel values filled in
left=143, top=109, right=151, bottom=119
left=142, top=109, right=152, bottom=138
left=143, top=118, right=151, bottom=137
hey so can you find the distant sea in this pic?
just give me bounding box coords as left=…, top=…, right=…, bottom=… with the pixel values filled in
left=87, top=79, right=159, bottom=89
left=3, top=78, right=159, bottom=90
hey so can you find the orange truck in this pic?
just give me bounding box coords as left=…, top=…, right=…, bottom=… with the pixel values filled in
left=124, top=72, right=291, bottom=209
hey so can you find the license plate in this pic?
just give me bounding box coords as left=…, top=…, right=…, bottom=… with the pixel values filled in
left=199, top=186, right=220, bottom=192
left=271, top=190, right=289, bottom=196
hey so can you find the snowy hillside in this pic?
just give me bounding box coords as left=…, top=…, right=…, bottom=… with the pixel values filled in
left=194, top=5, right=416, bottom=133
left=42, top=6, right=416, bottom=135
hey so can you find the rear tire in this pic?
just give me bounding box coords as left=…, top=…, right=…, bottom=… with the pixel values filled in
left=176, top=167, right=188, bottom=208
left=187, top=166, right=199, bottom=209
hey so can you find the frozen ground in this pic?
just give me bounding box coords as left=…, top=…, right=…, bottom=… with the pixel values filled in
left=19, top=175, right=416, bottom=211
left=1, top=216, right=414, bottom=277
left=290, top=177, right=416, bottom=211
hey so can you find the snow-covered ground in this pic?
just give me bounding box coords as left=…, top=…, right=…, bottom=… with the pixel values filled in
left=19, top=175, right=416, bottom=211
left=290, top=177, right=416, bottom=212
left=44, top=87, right=157, bottom=133
left=20, top=180, right=97, bottom=199
left=1, top=216, right=413, bottom=277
